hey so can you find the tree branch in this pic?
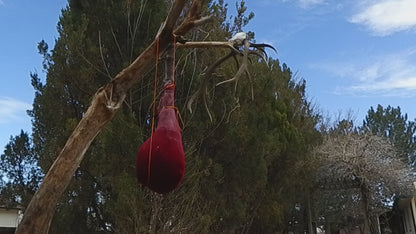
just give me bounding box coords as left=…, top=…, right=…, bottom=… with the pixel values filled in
left=177, top=41, right=235, bottom=49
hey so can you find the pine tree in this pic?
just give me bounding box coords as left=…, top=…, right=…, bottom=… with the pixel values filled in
left=29, top=0, right=167, bottom=232
left=0, top=131, right=42, bottom=209
left=362, top=104, right=416, bottom=164
left=23, top=0, right=321, bottom=232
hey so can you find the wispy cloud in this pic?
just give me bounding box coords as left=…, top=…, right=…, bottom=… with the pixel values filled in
left=350, top=0, right=416, bottom=36
left=312, top=48, right=416, bottom=97
left=259, top=0, right=326, bottom=8
left=0, top=97, right=31, bottom=124
left=0, top=0, right=4, bottom=6
left=298, top=0, right=326, bottom=9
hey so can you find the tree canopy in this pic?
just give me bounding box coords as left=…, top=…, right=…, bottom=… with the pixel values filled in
left=314, top=121, right=413, bottom=233
left=0, top=131, right=42, bottom=209
left=362, top=104, right=416, bottom=165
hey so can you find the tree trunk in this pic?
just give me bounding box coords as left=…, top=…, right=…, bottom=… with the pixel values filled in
left=369, top=215, right=381, bottom=234
left=360, top=184, right=381, bottom=234
left=148, top=193, right=163, bottom=234
left=307, top=194, right=314, bottom=234
left=15, top=1, right=204, bottom=233
left=326, top=222, right=331, bottom=234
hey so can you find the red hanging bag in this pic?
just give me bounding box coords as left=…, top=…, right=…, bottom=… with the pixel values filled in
left=136, top=84, right=185, bottom=194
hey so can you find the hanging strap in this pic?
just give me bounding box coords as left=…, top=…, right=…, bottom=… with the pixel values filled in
left=147, top=35, right=179, bottom=185
left=147, top=37, right=160, bottom=186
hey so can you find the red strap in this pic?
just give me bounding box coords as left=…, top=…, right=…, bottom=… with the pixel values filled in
left=148, top=37, right=160, bottom=186
left=164, top=82, right=175, bottom=90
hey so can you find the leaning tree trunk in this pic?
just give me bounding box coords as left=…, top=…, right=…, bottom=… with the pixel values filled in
left=15, top=1, right=208, bottom=233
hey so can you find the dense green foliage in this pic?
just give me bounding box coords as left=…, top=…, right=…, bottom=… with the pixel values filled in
left=0, top=1, right=319, bottom=232
left=1, top=1, right=415, bottom=233
left=0, top=131, right=42, bottom=208
left=362, top=104, right=416, bottom=164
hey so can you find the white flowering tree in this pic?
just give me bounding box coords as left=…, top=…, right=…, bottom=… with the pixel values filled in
left=315, top=120, right=414, bottom=234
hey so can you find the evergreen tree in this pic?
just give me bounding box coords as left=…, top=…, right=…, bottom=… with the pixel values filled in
left=30, top=0, right=167, bottom=232
left=0, top=131, right=42, bottom=209
left=362, top=104, right=416, bottom=164
left=24, top=0, right=321, bottom=232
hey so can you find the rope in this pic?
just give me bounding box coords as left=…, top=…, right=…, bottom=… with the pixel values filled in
left=147, top=37, right=160, bottom=186
left=173, top=34, right=177, bottom=81
left=147, top=35, right=180, bottom=186
left=166, top=35, right=184, bottom=130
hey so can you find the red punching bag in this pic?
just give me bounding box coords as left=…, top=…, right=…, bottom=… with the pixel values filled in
left=136, top=83, right=185, bottom=194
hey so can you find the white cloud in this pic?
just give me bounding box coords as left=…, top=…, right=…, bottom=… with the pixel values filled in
left=350, top=0, right=416, bottom=36
left=298, top=0, right=326, bottom=9
left=313, top=48, right=416, bottom=96
left=348, top=76, right=416, bottom=95
left=0, top=97, right=31, bottom=124
left=259, top=0, right=326, bottom=8
left=0, top=0, right=4, bottom=6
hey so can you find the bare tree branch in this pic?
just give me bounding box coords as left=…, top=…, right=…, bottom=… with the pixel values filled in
left=314, top=130, right=415, bottom=233
left=177, top=41, right=235, bottom=49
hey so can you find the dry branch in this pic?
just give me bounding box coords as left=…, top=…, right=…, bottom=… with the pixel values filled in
left=177, top=41, right=235, bottom=49
left=315, top=131, right=415, bottom=233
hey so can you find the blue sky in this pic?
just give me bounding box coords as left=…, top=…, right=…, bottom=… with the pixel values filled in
left=1, top=0, right=416, bottom=148
left=237, top=0, right=416, bottom=121
left=0, top=0, right=67, bottom=148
